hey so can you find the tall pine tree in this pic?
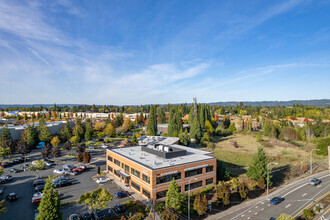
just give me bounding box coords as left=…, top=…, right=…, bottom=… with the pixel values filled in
left=147, top=106, right=157, bottom=136
left=37, top=178, right=62, bottom=220
left=246, top=147, right=269, bottom=182
left=157, top=107, right=166, bottom=124
left=190, top=111, right=202, bottom=141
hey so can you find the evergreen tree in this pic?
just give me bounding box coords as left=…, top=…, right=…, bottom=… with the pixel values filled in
left=63, top=141, right=72, bottom=152
left=165, top=179, right=181, bottom=211
left=157, top=107, right=166, bottom=124
left=190, top=112, right=202, bottom=141
left=217, top=160, right=231, bottom=181
left=0, top=124, right=11, bottom=140
left=59, top=121, right=72, bottom=142
left=188, top=106, right=194, bottom=126
left=179, top=130, right=190, bottom=146
left=38, top=118, right=51, bottom=143
left=246, top=147, right=270, bottom=183
left=146, top=106, right=157, bottom=136
left=173, top=110, right=183, bottom=136
left=84, top=119, right=94, bottom=141
left=23, top=124, right=38, bottom=147
left=168, top=109, right=175, bottom=136
left=37, top=178, right=62, bottom=220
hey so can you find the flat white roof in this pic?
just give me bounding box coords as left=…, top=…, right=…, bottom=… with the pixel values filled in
left=109, top=144, right=214, bottom=170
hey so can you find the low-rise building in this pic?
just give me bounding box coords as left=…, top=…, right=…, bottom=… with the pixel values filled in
left=106, top=136, right=216, bottom=201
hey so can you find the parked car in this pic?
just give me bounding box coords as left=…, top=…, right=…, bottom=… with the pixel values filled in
left=72, top=167, right=84, bottom=172
left=270, top=197, right=284, bottom=205
left=53, top=169, right=65, bottom=175
left=33, top=179, right=46, bottom=186
left=63, top=165, right=74, bottom=171
left=12, top=159, right=20, bottom=164
left=0, top=162, right=9, bottom=167
left=114, top=191, right=129, bottom=198
left=54, top=179, right=72, bottom=188
left=69, top=214, right=80, bottom=220
left=6, top=193, right=18, bottom=202
left=80, top=211, right=93, bottom=220
left=35, top=185, right=45, bottom=192
left=96, top=177, right=110, bottom=184
left=2, top=175, right=13, bottom=182
left=20, top=163, right=30, bottom=170
left=65, top=171, right=78, bottom=176
left=308, top=178, right=321, bottom=186
left=0, top=178, right=6, bottom=184
left=0, top=188, right=3, bottom=194
left=9, top=168, right=21, bottom=173
left=6, top=161, right=14, bottom=166
left=52, top=176, right=66, bottom=184
left=104, top=208, right=116, bottom=218
left=93, top=209, right=106, bottom=220
left=113, top=204, right=126, bottom=214
left=44, top=161, right=55, bottom=166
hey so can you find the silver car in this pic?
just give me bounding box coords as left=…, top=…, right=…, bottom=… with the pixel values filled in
left=308, top=178, right=321, bottom=186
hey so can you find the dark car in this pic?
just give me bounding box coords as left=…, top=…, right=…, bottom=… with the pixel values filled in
left=114, top=191, right=129, bottom=198
left=270, top=197, right=284, bottom=205
left=104, top=208, right=116, bottom=218
left=33, top=179, right=46, bottom=187
left=12, top=159, right=20, bottom=164
left=6, top=193, right=18, bottom=202
left=9, top=168, right=21, bottom=173
left=308, top=178, right=321, bottom=186
left=54, top=179, right=72, bottom=188
left=80, top=212, right=93, bottom=220
left=35, top=185, right=45, bottom=192
left=6, top=161, right=14, bottom=166
left=93, top=209, right=106, bottom=220
left=113, top=204, right=126, bottom=214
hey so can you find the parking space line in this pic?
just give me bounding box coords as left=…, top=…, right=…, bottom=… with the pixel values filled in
left=317, top=185, right=322, bottom=188
left=302, top=193, right=307, bottom=197
left=285, top=204, right=291, bottom=209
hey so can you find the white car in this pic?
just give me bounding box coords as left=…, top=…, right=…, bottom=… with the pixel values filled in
left=65, top=171, right=77, bottom=176
left=96, top=177, right=110, bottom=184
left=44, top=161, right=54, bottom=166
left=53, top=169, right=65, bottom=175
left=32, top=192, right=43, bottom=202
left=100, top=144, right=107, bottom=149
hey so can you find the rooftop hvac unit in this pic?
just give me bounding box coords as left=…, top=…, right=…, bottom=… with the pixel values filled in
left=164, top=146, right=169, bottom=152
left=153, top=161, right=157, bottom=166
left=158, top=145, right=164, bottom=151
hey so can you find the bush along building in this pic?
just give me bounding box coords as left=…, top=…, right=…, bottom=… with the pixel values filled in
left=106, top=136, right=216, bottom=201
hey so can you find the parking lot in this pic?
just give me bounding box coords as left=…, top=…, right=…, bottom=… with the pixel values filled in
left=0, top=148, right=135, bottom=220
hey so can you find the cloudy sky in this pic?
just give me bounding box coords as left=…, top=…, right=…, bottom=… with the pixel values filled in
left=0, top=0, right=329, bottom=105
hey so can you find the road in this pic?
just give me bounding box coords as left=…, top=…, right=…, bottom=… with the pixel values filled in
left=214, top=171, right=330, bottom=220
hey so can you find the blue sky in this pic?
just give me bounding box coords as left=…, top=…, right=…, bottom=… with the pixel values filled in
left=0, top=0, right=329, bottom=105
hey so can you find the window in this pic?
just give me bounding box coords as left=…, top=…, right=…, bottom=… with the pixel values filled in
left=185, top=181, right=202, bottom=191
left=156, top=172, right=181, bottom=185
left=131, top=181, right=140, bottom=192
left=108, top=155, right=113, bottom=162
left=108, top=166, right=113, bottom=173
left=206, top=178, right=213, bottom=185
left=206, top=166, right=213, bottom=173
left=114, top=159, right=120, bottom=167
left=125, top=165, right=130, bottom=174
left=114, top=170, right=120, bottom=178
left=121, top=162, right=124, bottom=169
left=142, top=188, right=150, bottom=199
left=156, top=190, right=168, bottom=199
left=142, top=174, right=150, bottom=184
left=185, top=168, right=203, bottom=178
left=131, top=168, right=141, bottom=178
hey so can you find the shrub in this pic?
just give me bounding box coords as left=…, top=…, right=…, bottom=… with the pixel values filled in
left=303, top=209, right=314, bottom=218
left=257, top=177, right=266, bottom=189
left=83, top=152, right=91, bottom=163
left=232, top=141, right=238, bottom=148
left=77, top=153, right=83, bottom=162
left=160, top=208, right=178, bottom=220
left=155, top=201, right=165, bottom=213
left=256, top=133, right=263, bottom=142
left=128, top=212, right=145, bottom=220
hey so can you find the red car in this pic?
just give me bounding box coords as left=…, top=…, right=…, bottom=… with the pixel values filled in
left=72, top=167, right=84, bottom=172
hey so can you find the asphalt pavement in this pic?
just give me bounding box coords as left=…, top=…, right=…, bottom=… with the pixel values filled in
left=212, top=171, right=330, bottom=220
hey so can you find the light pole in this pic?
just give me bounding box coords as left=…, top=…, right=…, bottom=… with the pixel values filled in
left=188, top=177, right=197, bottom=220
left=267, top=162, right=278, bottom=196
left=310, top=149, right=320, bottom=174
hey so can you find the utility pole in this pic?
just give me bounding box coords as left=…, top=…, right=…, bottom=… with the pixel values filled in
left=310, top=149, right=320, bottom=174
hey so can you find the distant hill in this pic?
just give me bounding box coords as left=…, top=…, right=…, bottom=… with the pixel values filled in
left=0, top=99, right=329, bottom=108
left=209, top=99, right=330, bottom=107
